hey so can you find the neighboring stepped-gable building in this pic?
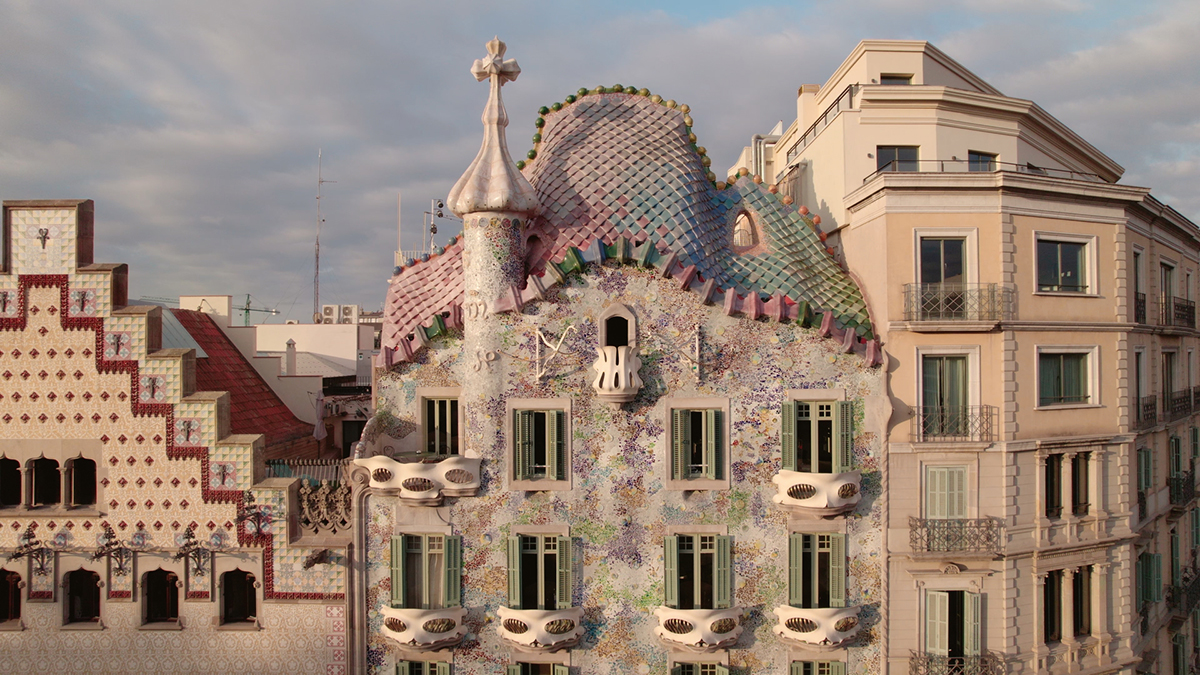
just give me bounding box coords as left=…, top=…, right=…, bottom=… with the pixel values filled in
left=352, top=39, right=888, bottom=674
left=0, top=200, right=348, bottom=673
left=734, top=40, right=1200, bottom=675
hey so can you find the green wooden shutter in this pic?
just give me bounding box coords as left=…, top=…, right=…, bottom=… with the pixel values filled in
left=1153, top=448, right=1159, bottom=487
left=1136, top=554, right=1145, bottom=607
left=557, top=536, right=573, bottom=609
left=828, top=663, right=846, bottom=675
left=1153, top=553, right=1163, bottom=602
left=1192, top=509, right=1200, bottom=551
left=664, top=536, right=679, bottom=608
left=434, top=663, right=451, bottom=675
left=397, top=661, right=411, bottom=675
left=1192, top=427, right=1199, bottom=465
left=506, top=666, right=522, bottom=675
left=964, top=591, right=982, bottom=656
left=507, top=536, right=522, bottom=609
left=550, top=410, right=567, bottom=480
left=781, top=400, right=797, bottom=472
left=670, top=668, right=682, bottom=675
left=789, top=533, right=804, bottom=607
left=390, top=536, right=405, bottom=608
left=552, top=665, right=569, bottom=675
left=828, top=534, right=845, bottom=609
left=672, top=409, right=689, bottom=480
left=926, top=591, right=949, bottom=655
left=514, top=411, right=533, bottom=480
left=789, top=663, right=802, bottom=675
left=705, top=409, right=722, bottom=480
left=1172, top=436, right=1184, bottom=476
left=947, top=467, right=967, bottom=518
left=443, top=536, right=462, bottom=608
left=715, top=666, right=729, bottom=675
left=835, top=401, right=854, bottom=472
left=926, top=467, right=946, bottom=519
left=715, top=535, right=732, bottom=609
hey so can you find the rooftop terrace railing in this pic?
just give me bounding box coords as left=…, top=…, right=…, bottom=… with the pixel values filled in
left=863, top=159, right=1106, bottom=185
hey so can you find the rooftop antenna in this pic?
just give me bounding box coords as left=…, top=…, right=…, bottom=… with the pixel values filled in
left=241, top=294, right=279, bottom=326
left=312, top=149, right=336, bottom=324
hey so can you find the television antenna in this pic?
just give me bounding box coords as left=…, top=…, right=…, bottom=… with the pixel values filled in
left=312, top=149, right=336, bottom=324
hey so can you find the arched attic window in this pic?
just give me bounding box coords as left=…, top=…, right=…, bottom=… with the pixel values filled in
left=27, top=457, right=60, bottom=507
left=733, top=212, right=756, bottom=248
left=599, top=304, right=637, bottom=351
left=64, top=457, right=96, bottom=507
left=0, top=458, right=19, bottom=507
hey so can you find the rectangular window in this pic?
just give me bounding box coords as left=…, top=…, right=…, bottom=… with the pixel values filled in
left=674, top=665, right=730, bottom=675
left=1191, top=508, right=1200, bottom=554
left=1074, top=566, right=1092, bottom=637
left=1071, top=453, right=1090, bottom=516
left=513, top=409, right=567, bottom=481
left=390, top=534, right=462, bottom=610
left=925, top=466, right=968, bottom=520
left=1138, top=447, right=1157, bottom=493
left=506, top=534, right=572, bottom=610
left=1136, top=551, right=1163, bottom=606
left=790, top=663, right=846, bottom=675
left=781, top=401, right=853, bottom=473
left=919, top=237, right=966, bottom=286
left=1037, top=239, right=1087, bottom=292
left=925, top=590, right=982, bottom=658
left=877, top=145, right=919, bottom=172
left=1044, top=569, right=1063, bottom=643
left=398, top=662, right=451, bottom=675
left=967, top=151, right=997, bottom=172
left=1173, top=633, right=1187, bottom=675
left=1038, top=352, right=1089, bottom=406
left=423, top=398, right=459, bottom=456
left=1045, top=454, right=1063, bottom=519
left=1171, top=436, right=1185, bottom=477
left=879, top=74, right=912, bottom=85
left=1163, top=263, right=1176, bottom=303
left=671, top=409, right=723, bottom=480
left=507, top=664, right=569, bottom=675
left=921, top=355, right=969, bottom=436
left=664, top=534, right=731, bottom=610
left=1164, top=351, right=1178, bottom=402
left=789, top=533, right=846, bottom=609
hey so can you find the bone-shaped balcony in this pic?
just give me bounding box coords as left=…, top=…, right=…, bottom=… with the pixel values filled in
left=379, top=606, right=467, bottom=651
left=652, top=606, right=743, bottom=653
left=354, top=456, right=481, bottom=505
left=591, top=345, right=643, bottom=405
left=771, top=469, right=862, bottom=517
left=496, top=606, right=584, bottom=653
left=773, top=605, right=862, bottom=649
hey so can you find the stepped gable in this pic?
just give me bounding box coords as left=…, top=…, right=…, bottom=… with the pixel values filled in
left=172, top=308, right=318, bottom=459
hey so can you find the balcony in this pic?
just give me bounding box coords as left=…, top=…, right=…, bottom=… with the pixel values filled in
left=912, top=406, right=996, bottom=443
left=903, top=284, right=1013, bottom=323
left=1135, top=292, right=1147, bottom=324
left=771, top=469, right=861, bottom=517
left=652, top=606, right=743, bottom=653
left=908, top=651, right=1005, bottom=675
left=1168, top=566, right=1200, bottom=617
left=379, top=606, right=467, bottom=651
left=1169, top=389, right=1194, bottom=423
left=354, top=455, right=481, bottom=505
left=864, top=158, right=1105, bottom=184
left=591, top=345, right=644, bottom=406
left=1136, top=395, right=1158, bottom=431
left=772, top=605, right=862, bottom=649
left=1161, top=296, right=1197, bottom=329
left=909, top=517, right=1003, bottom=557
left=1170, top=470, right=1196, bottom=507
left=497, top=607, right=584, bottom=653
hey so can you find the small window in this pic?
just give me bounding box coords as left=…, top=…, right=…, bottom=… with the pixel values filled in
left=790, top=663, right=846, bottom=675
left=423, top=398, right=460, bottom=457
left=28, top=457, right=60, bottom=506
left=925, top=466, right=968, bottom=520
left=0, top=570, right=20, bottom=624
left=506, top=534, right=572, bottom=610
left=671, top=409, right=723, bottom=481
left=1044, top=454, right=1063, bottom=519
left=967, top=151, right=996, bottom=172
left=605, top=315, right=629, bottom=348
left=1044, top=569, right=1063, bottom=643
left=65, top=457, right=96, bottom=507
left=788, top=533, right=846, bottom=609
left=877, top=145, right=918, bottom=172
left=1038, top=352, right=1089, bottom=406
left=782, top=401, right=853, bottom=474
left=1037, top=239, right=1087, bottom=292
left=674, top=665, right=731, bottom=675
left=732, top=212, right=756, bottom=248
left=0, top=458, right=19, bottom=507
left=64, top=569, right=101, bottom=624
left=663, top=534, right=731, bottom=610
left=879, top=74, right=912, bottom=85
left=1074, top=566, right=1092, bottom=637
left=506, top=664, right=569, bottom=675
left=1071, top=453, right=1090, bottom=516
left=513, top=410, right=567, bottom=482
left=390, top=534, right=462, bottom=610
left=398, top=662, right=451, bottom=675
left=142, top=569, right=179, bottom=624
left=221, top=570, right=257, bottom=624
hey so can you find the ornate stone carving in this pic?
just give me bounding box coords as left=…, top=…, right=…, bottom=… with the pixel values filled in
left=298, top=479, right=352, bottom=536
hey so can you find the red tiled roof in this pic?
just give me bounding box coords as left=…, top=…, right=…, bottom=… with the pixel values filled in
left=171, top=309, right=317, bottom=457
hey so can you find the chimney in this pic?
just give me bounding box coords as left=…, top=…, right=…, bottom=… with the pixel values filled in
left=797, top=84, right=820, bottom=130
left=285, top=339, right=296, bottom=376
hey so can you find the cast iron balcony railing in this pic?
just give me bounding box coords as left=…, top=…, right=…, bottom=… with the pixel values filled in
left=1135, top=292, right=1147, bottom=324
left=1170, top=470, right=1196, bottom=507
left=1160, top=296, right=1197, bottom=329
left=909, top=517, right=1003, bottom=556
left=903, top=284, right=1014, bottom=322
left=1169, top=565, right=1200, bottom=616
left=1170, top=389, right=1194, bottom=422
left=913, top=406, right=997, bottom=443
left=1137, top=490, right=1149, bottom=522
left=908, top=651, right=1005, bottom=675
left=1139, top=601, right=1151, bottom=636
left=1137, top=395, right=1158, bottom=431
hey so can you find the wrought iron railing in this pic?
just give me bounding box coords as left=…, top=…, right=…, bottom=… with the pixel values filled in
left=1170, top=389, right=1194, bottom=422
left=1137, top=490, right=1148, bottom=522
left=784, top=84, right=859, bottom=164
left=1170, top=470, right=1196, bottom=506
left=903, top=284, right=1014, bottom=322
left=908, top=651, right=1005, bottom=675
left=264, top=458, right=352, bottom=485
left=1168, top=565, right=1200, bottom=616
left=1167, top=296, right=1197, bottom=329
left=1135, top=292, right=1147, bottom=324
left=1137, top=395, right=1158, bottom=431
left=909, top=517, right=1004, bottom=555
left=913, top=406, right=997, bottom=443
left=1139, top=601, right=1151, bottom=636
left=865, top=159, right=1105, bottom=184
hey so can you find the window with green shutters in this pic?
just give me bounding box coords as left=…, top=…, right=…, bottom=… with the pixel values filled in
left=1136, top=552, right=1163, bottom=606
left=1137, top=447, right=1157, bottom=492
left=1191, top=427, right=1199, bottom=466
left=389, top=534, right=462, bottom=609
left=925, top=590, right=982, bottom=658
left=422, top=398, right=460, bottom=457
left=505, top=534, right=572, bottom=610
left=781, top=401, right=854, bottom=473
left=663, top=534, right=732, bottom=610
left=512, top=410, right=568, bottom=481
left=1171, top=436, right=1185, bottom=477
left=506, top=664, right=569, bottom=675
left=924, top=466, right=968, bottom=520
left=671, top=409, right=723, bottom=480
left=1191, top=508, right=1200, bottom=552
left=789, top=533, right=846, bottom=609
left=790, top=662, right=846, bottom=675
left=397, top=662, right=451, bottom=675
left=672, top=665, right=730, bottom=675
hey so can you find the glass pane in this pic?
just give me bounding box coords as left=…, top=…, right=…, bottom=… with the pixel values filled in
left=1061, top=243, right=1085, bottom=291
left=941, top=240, right=964, bottom=284
left=1039, top=354, right=1062, bottom=405
left=897, top=146, right=919, bottom=171
left=877, top=146, right=897, bottom=172
left=920, top=239, right=943, bottom=284
left=1037, top=241, right=1060, bottom=291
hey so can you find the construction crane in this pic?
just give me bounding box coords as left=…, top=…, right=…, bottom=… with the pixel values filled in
left=241, top=295, right=279, bottom=326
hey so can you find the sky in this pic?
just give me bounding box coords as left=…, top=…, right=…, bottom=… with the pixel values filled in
left=1, top=0, right=1197, bottom=322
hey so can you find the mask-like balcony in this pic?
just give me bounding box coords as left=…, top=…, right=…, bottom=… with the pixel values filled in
left=652, top=606, right=743, bottom=653
left=380, top=606, right=467, bottom=651
left=592, top=345, right=643, bottom=406
left=497, top=606, right=584, bottom=653
left=773, top=605, right=862, bottom=649
left=771, top=469, right=862, bottom=517
left=354, top=455, right=481, bottom=505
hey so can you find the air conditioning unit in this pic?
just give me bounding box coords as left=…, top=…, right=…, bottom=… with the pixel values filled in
left=339, top=305, right=359, bottom=325
left=321, top=304, right=338, bottom=325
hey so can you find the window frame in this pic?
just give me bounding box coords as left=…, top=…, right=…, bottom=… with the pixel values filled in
left=505, top=530, right=573, bottom=611
left=665, top=398, right=731, bottom=491
left=389, top=533, right=462, bottom=610
left=0, top=440, right=105, bottom=514
left=140, top=567, right=181, bottom=629
left=397, top=661, right=452, bottom=675
left=876, top=145, right=919, bottom=172
left=788, top=531, right=847, bottom=609
left=924, top=588, right=982, bottom=658
left=790, top=663, right=846, bottom=675
left=1035, top=346, right=1099, bottom=410
left=663, top=532, right=732, bottom=611
left=967, top=151, right=997, bottom=172
left=1032, top=231, right=1099, bottom=297
left=507, top=398, right=572, bottom=491
left=781, top=400, right=854, bottom=474
left=0, top=567, right=21, bottom=630
left=879, top=74, right=913, bottom=85
left=924, top=465, right=970, bottom=520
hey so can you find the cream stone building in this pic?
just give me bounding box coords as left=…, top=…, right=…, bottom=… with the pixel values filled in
left=734, top=40, right=1200, bottom=675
